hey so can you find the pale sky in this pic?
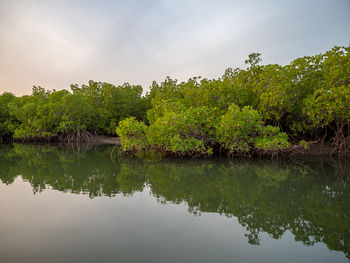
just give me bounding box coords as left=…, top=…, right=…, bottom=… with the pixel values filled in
left=0, top=0, right=349, bottom=95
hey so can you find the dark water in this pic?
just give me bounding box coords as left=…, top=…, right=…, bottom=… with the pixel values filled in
left=0, top=144, right=349, bottom=263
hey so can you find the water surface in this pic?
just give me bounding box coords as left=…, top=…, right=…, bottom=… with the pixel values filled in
left=0, top=144, right=349, bottom=262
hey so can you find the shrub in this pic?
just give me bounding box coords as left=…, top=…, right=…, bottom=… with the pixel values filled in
left=216, top=105, right=290, bottom=154
left=116, top=117, right=148, bottom=152
left=254, top=126, right=290, bottom=152
left=146, top=106, right=215, bottom=156
left=216, top=104, right=263, bottom=153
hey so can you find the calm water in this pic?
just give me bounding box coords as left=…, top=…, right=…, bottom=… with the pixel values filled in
left=0, top=144, right=349, bottom=263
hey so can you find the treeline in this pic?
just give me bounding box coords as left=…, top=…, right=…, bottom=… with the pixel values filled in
left=0, top=81, right=150, bottom=142
left=117, top=45, right=350, bottom=156
left=0, top=45, right=349, bottom=155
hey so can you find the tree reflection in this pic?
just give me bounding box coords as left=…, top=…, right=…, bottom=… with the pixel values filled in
left=0, top=144, right=349, bottom=258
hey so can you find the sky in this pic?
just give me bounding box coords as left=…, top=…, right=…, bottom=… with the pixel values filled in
left=0, top=0, right=349, bottom=95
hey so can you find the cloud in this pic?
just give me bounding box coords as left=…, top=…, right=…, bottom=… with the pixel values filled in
left=0, top=0, right=349, bottom=95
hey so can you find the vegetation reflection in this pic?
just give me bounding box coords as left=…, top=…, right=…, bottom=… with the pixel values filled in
left=0, top=144, right=349, bottom=258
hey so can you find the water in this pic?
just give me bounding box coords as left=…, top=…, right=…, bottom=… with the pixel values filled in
left=0, top=144, right=349, bottom=263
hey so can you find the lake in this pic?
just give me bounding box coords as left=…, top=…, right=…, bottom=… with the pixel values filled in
left=0, top=144, right=349, bottom=262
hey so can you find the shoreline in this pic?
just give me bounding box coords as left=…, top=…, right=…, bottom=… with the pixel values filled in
left=86, top=135, right=121, bottom=145
left=1, top=136, right=349, bottom=158
left=282, top=142, right=350, bottom=158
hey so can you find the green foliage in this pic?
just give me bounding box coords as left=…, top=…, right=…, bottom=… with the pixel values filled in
left=146, top=105, right=215, bottom=156
left=254, top=64, right=291, bottom=123
left=0, top=92, right=18, bottom=137
left=215, top=105, right=289, bottom=154
left=146, top=99, right=186, bottom=125
left=117, top=104, right=216, bottom=156
left=2, top=80, right=151, bottom=141
left=116, top=117, right=148, bottom=152
left=298, top=140, right=310, bottom=149
left=216, top=104, right=262, bottom=153
left=254, top=126, right=290, bottom=152
left=129, top=44, right=349, bottom=156
left=304, top=86, right=350, bottom=128
left=59, top=93, right=93, bottom=133
left=245, top=52, right=262, bottom=67
left=8, top=87, right=56, bottom=139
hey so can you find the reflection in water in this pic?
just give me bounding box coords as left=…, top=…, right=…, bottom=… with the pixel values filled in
left=0, top=143, right=349, bottom=259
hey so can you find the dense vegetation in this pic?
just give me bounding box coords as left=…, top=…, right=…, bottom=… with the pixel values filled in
left=0, top=81, right=150, bottom=142
left=0, top=144, right=349, bottom=258
left=117, top=45, right=350, bottom=156
left=0, top=45, right=349, bottom=156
